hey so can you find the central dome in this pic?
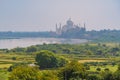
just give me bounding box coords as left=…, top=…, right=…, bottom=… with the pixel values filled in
left=66, top=19, right=74, bottom=26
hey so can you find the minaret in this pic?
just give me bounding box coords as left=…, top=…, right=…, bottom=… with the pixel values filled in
left=56, top=23, right=62, bottom=35
left=58, top=23, right=62, bottom=35
left=84, top=22, right=86, bottom=28
left=59, top=23, right=61, bottom=30
left=56, top=23, right=57, bottom=29
left=56, top=23, right=58, bottom=33
left=83, top=22, right=86, bottom=31
left=79, top=24, right=81, bottom=27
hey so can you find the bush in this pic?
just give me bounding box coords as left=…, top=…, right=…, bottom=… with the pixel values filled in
left=26, top=46, right=37, bottom=53
left=96, top=67, right=101, bottom=71
left=8, top=62, right=28, bottom=72
left=40, top=70, right=59, bottom=80
left=102, top=71, right=113, bottom=80
left=104, top=68, right=109, bottom=71
left=113, top=64, right=120, bottom=80
left=12, top=57, right=17, bottom=60
left=85, top=65, right=90, bottom=70
left=87, top=74, right=101, bottom=80
left=9, top=66, right=41, bottom=80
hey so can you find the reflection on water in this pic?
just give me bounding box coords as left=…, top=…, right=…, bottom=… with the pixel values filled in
left=0, top=38, right=88, bottom=49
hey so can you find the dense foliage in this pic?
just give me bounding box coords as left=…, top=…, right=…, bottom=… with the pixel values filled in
left=1, top=29, right=120, bottom=42
left=35, top=50, right=68, bottom=69
left=1, top=43, right=120, bottom=80
left=1, top=43, right=116, bottom=58
left=9, top=65, right=59, bottom=80
left=59, top=61, right=87, bottom=80
left=8, top=60, right=120, bottom=80
left=6, top=43, right=120, bottom=58
left=9, top=66, right=41, bottom=80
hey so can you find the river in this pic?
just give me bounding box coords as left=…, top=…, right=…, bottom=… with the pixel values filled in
left=0, top=38, right=88, bottom=49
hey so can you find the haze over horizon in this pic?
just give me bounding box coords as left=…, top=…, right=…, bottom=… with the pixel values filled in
left=0, top=0, right=120, bottom=31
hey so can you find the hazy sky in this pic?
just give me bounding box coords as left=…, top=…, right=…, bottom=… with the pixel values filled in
left=0, top=0, right=120, bottom=31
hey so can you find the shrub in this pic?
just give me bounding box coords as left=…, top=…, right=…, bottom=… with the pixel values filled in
left=96, top=67, right=101, bottom=71
left=12, top=57, right=17, bottom=60
left=9, top=66, right=41, bottom=80
left=87, top=74, right=101, bottom=80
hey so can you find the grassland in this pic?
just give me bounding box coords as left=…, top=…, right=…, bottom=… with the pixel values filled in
left=89, top=65, right=118, bottom=72
left=0, top=53, right=35, bottom=69
left=0, top=53, right=35, bottom=80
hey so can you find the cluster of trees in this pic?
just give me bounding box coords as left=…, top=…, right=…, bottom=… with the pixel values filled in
left=4, top=43, right=120, bottom=57
left=9, top=65, right=60, bottom=80
left=9, top=60, right=120, bottom=80
left=9, top=50, right=67, bottom=80
left=6, top=49, right=120, bottom=80
left=35, top=50, right=68, bottom=69
left=0, top=31, right=55, bottom=39
left=58, top=29, right=120, bottom=42
left=1, top=29, right=120, bottom=42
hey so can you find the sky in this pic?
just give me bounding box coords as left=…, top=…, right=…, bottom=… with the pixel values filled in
left=0, top=0, right=120, bottom=31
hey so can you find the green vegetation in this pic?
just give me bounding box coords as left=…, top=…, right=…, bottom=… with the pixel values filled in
left=1, top=29, right=120, bottom=42
left=0, top=69, right=9, bottom=80
left=35, top=50, right=68, bottom=69
left=1, top=43, right=120, bottom=79
left=59, top=61, right=87, bottom=80
left=9, top=66, right=41, bottom=80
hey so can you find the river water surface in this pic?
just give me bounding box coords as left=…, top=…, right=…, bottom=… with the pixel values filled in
left=0, top=38, right=88, bottom=49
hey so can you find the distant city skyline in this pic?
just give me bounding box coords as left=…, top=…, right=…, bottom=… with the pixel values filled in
left=0, top=0, right=120, bottom=31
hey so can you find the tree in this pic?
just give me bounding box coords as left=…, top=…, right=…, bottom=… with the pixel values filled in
left=87, top=74, right=101, bottom=80
left=40, top=70, right=59, bottom=80
left=11, top=47, right=25, bottom=53
left=113, top=64, right=120, bottom=80
left=84, top=50, right=93, bottom=55
left=97, top=49, right=103, bottom=55
left=26, top=46, right=37, bottom=53
left=96, top=67, right=101, bottom=71
left=101, top=71, right=113, bottom=80
left=8, top=62, right=28, bottom=72
left=117, top=64, right=120, bottom=70
left=62, top=48, right=71, bottom=54
left=35, top=50, right=68, bottom=69
left=110, top=47, right=119, bottom=56
left=113, top=70, right=120, bottom=80
left=9, top=66, right=41, bottom=80
left=59, top=61, right=87, bottom=80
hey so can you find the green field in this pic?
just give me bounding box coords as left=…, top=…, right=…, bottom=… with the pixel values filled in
left=89, top=65, right=118, bottom=72
left=0, top=69, right=9, bottom=80
left=0, top=53, right=35, bottom=80
left=0, top=43, right=120, bottom=80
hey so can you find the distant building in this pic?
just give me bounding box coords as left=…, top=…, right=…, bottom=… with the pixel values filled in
left=56, top=18, right=86, bottom=35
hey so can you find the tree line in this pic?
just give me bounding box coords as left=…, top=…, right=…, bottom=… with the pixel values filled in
left=1, top=29, right=120, bottom=42
left=3, top=43, right=120, bottom=57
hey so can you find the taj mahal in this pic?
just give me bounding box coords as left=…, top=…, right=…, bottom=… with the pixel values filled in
left=56, top=19, right=86, bottom=35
